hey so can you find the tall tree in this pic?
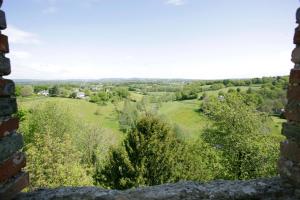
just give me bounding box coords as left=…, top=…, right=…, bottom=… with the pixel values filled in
left=95, top=115, right=221, bottom=189
left=202, top=93, right=283, bottom=179
left=21, top=103, right=92, bottom=188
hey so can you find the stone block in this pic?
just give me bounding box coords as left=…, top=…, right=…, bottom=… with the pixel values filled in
left=285, top=99, right=300, bottom=122
left=0, top=97, right=17, bottom=117
left=0, top=172, right=29, bottom=200
left=281, top=140, right=300, bottom=163
left=297, top=7, right=300, bottom=24
left=0, top=133, right=23, bottom=163
left=0, top=34, right=9, bottom=54
left=288, top=85, right=300, bottom=101
left=289, top=69, right=300, bottom=84
left=278, top=157, right=300, bottom=187
left=0, top=117, right=19, bottom=139
left=0, top=152, right=26, bottom=183
left=282, top=122, right=300, bottom=143
left=0, top=54, right=10, bottom=76
left=295, top=30, right=300, bottom=45
left=0, top=10, right=6, bottom=30
left=292, top=47, right=300, bottom=64
left=0, top=79, right=15, bottom=97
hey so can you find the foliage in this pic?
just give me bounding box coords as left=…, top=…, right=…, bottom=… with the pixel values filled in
left=201, top=93, right=283, bottom=179
left=95, top=115, right=221, bottom=189
left=118, top=100, right=139, bottom=133
left=26, top=131, right=92, bottom=188
left=21, top=103, right=93, bottom=188
left=49, top=85, right=60, bottom=97
left=175, top=90, right=198, bottom=101
left=20, top=85, right=34, bottom=97
left=16, top=76, right=289, bottom=189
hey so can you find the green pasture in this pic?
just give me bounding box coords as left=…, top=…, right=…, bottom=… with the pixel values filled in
left=18, top=94, right=284, bottom=142
left=18, top=97, right=122, bottom=136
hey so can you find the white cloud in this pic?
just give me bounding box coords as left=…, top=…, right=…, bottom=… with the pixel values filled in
left=3, top=25, right=41, bottom=45
left=166, top=0, right=186, bottom=6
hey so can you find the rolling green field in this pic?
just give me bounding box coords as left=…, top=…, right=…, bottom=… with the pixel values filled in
left=19, top=97, right=121, bottom=132
left=18, top=93, right=285, bottom=142
left=158, top=100, right=209, bottom=140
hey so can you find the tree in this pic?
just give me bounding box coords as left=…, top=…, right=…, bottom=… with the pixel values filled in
left=95, top=115, right=221, bottom=189
left=21, top=103, right=92, bottom=188
left=26, top=130, right=92, bottom=188
left=118, top=100, right=139, bottom=133
left=202, top=93, right=283, bottom=180
left=95, top=115, right=181, bottom=189
left=70, top=92, right=77, bottom=99
left=49, top=85, right=60, bottom=97
left=114, top=87, right=130, bottom=99
left=34, top=85, right=48, bottom=93
left=20, top=85, right=34, bottom=97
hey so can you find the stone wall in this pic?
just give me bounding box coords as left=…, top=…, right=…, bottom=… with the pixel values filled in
left=16, top=178, right=297, bottom=200
left=279, top=7, right=300, bottom=188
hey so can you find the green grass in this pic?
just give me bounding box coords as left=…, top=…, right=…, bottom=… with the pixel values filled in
left=18, top=97, right=122, bottom=137
left=129, top=92, right=144, bottom=101
left=18, top=94, right=283, bottom=142
left=158, top=100, right=210, bottom=140
left=270, top=116, right=286, bottom=136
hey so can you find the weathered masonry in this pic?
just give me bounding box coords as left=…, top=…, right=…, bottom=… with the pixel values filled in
left=279, top=7, right=300, bottom=187
left=0, top=1, right=29, bottom=199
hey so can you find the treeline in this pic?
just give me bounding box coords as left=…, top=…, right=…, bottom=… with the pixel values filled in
left=175, top=76, right=288, bottom=101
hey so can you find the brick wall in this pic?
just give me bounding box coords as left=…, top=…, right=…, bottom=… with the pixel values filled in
left=0, top=1, right=29, bottom=199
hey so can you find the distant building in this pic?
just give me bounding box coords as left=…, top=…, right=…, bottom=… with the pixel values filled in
left=37, top=90, right=49, bottom=96
left=76, top=92, right=85, bottom=99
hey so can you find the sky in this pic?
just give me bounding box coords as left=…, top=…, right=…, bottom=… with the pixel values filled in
left=2, top=0, right=299, bottom=80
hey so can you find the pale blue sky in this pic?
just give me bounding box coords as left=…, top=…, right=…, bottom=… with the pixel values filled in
left=2, top=0, right=298, bottom=79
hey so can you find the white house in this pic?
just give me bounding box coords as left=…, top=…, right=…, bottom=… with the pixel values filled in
left=76, top=92, right=85, bottom=99
left=37, top=90, right=49, bottom=96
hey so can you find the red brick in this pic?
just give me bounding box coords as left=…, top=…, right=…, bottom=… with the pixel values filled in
left=0, top=152, right=26, bottom=183
left=0, top=172, right=29, bottom=200
left=0, top=79, right=15, bottom=97
left=281, top=140, right=300, bottom=163
left=294, top=31, right=300, bottom=45
left=0, top=118, right=19, bottom=139
left=285, top=112, right=300, bottom=122
left=0, top=34, right=8, bottom=54
left=290, top=69, right=300, bottom=84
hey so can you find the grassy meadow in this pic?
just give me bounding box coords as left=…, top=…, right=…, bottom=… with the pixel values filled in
left=18, top=87, right=285, bottom=143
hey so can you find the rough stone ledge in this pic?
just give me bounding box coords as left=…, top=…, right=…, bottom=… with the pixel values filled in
left=16, top=177, right=299, bottom=200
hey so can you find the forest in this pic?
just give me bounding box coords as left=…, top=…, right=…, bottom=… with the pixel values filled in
left=16, top=76, right=287, bottom=190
